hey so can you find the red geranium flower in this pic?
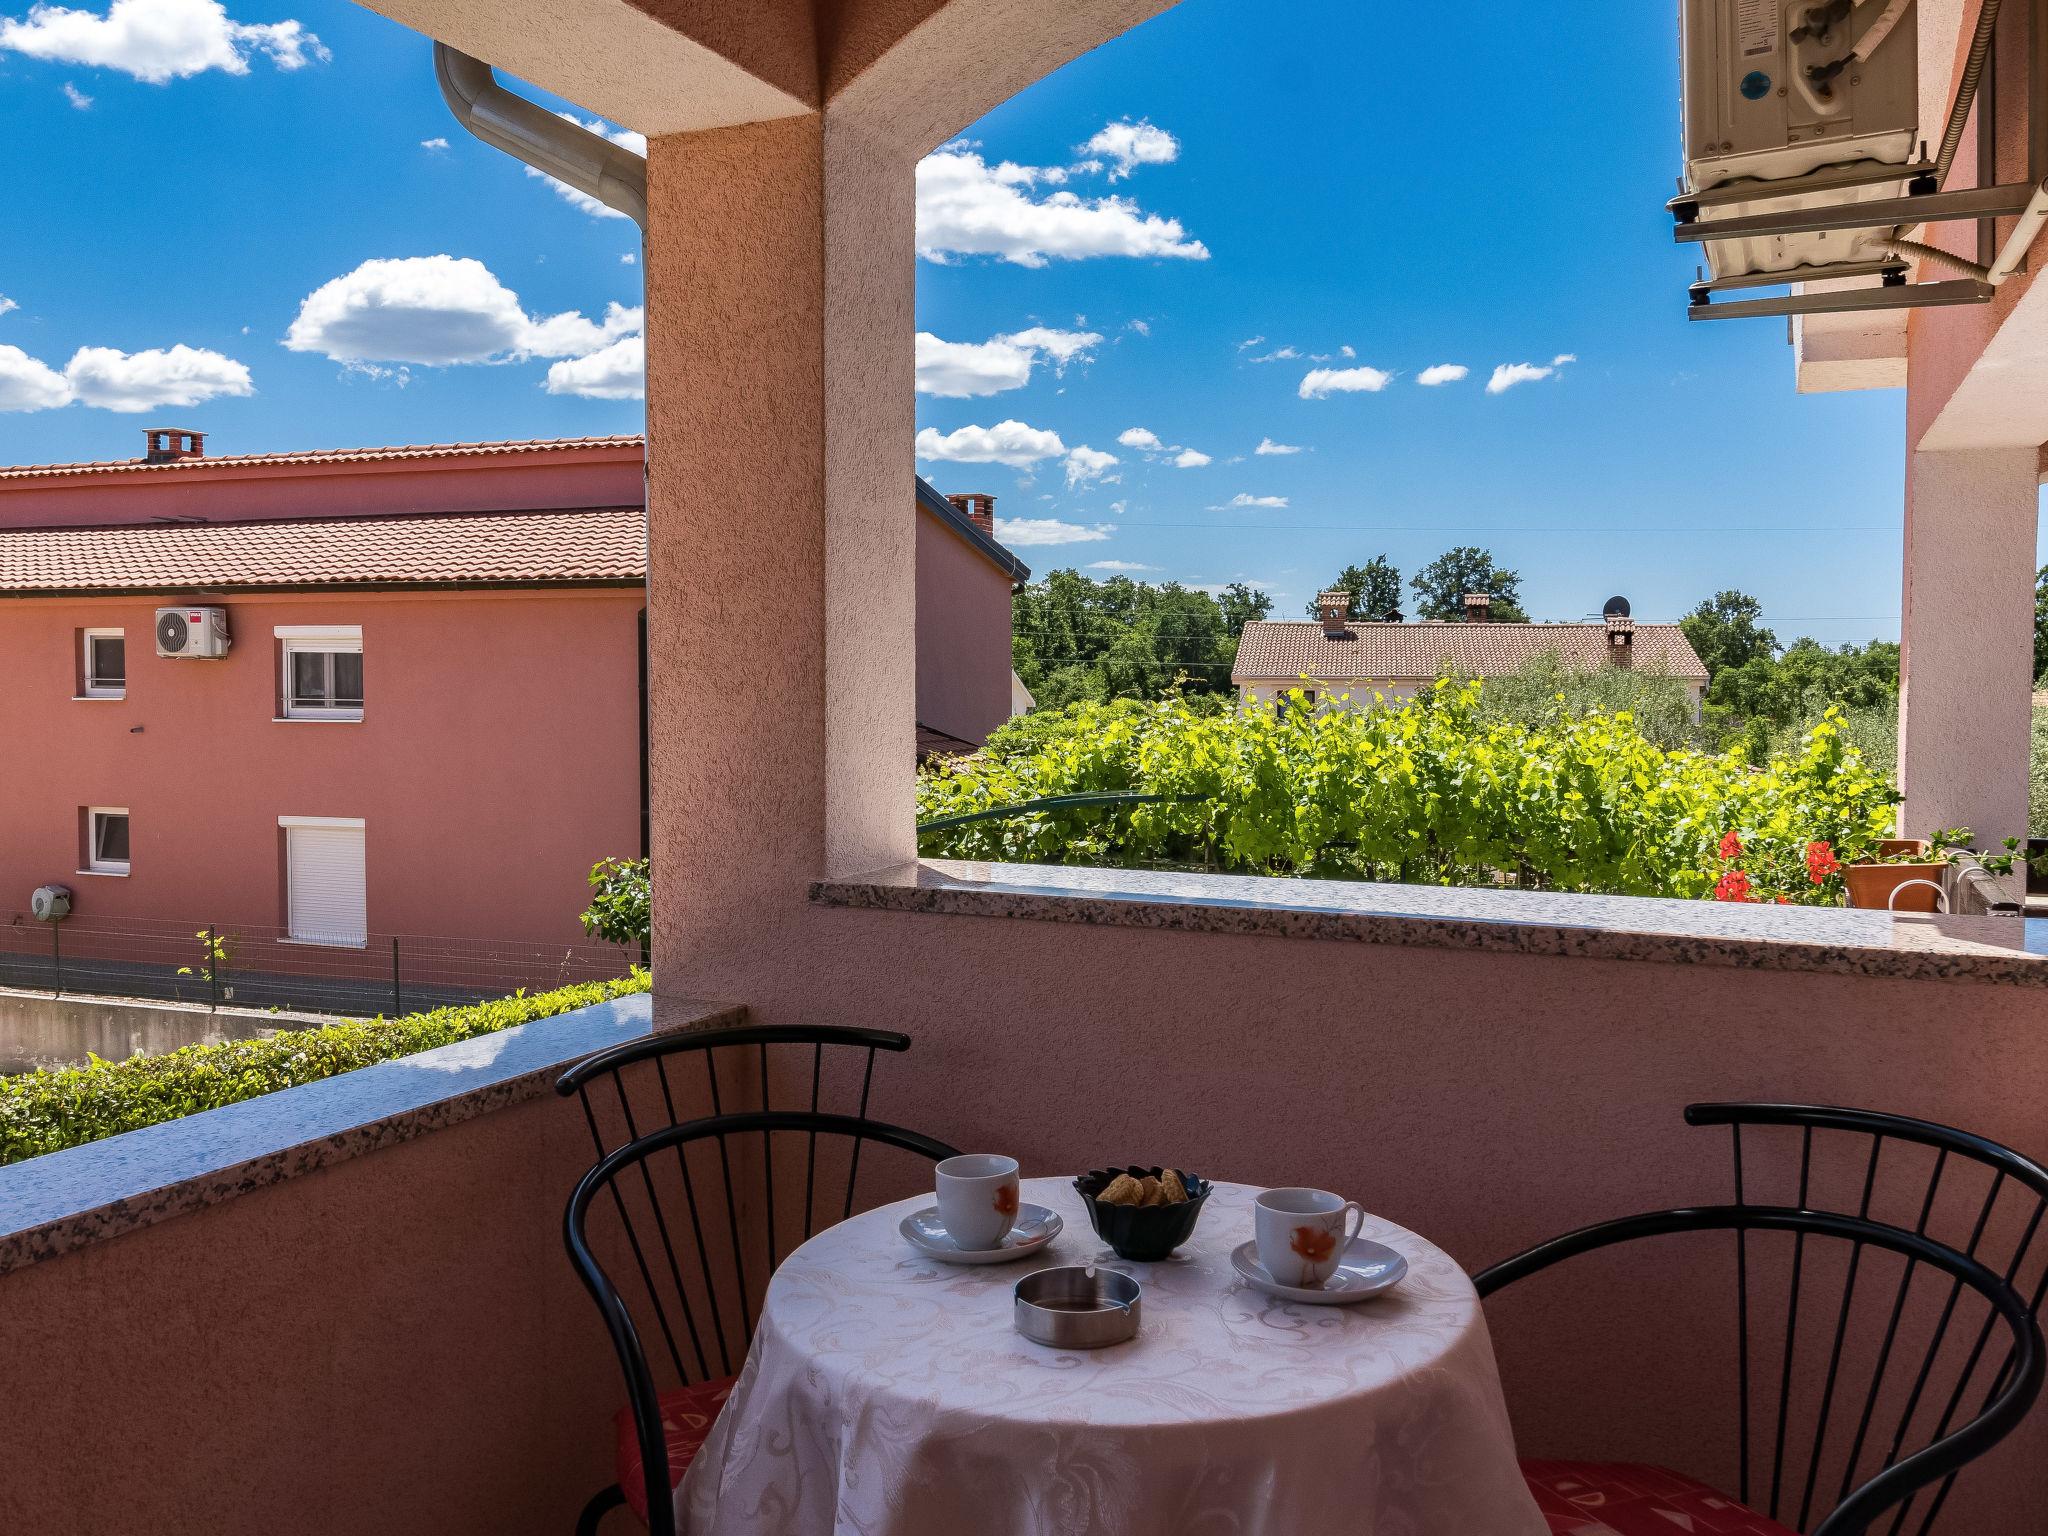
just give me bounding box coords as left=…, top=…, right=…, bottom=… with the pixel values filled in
left=1805, top=840, right=1840, bottom=884
left=1718, top=831, right=1743, bottom=861
left=1714, top=869, right=1753, bottom=902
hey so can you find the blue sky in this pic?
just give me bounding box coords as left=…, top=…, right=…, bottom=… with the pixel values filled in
left=0, top=0, right=1978, bottom=645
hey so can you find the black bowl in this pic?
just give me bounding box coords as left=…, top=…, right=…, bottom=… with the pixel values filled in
left=1074, top=1166, right=1212, bottom=1261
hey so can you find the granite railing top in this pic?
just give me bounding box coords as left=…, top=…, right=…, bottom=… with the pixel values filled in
left=812, top=860, right=2048, bottom=989
left=0, top=992, right=743, bottom=1278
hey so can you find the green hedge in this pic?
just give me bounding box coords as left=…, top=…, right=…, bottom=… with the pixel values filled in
left=0, top=970, right=650, bottom=1166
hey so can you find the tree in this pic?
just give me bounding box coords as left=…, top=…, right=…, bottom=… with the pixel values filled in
left=1218, top=581, right=1274, bottom=635
left=2035, top=566, right=2048, bottom=683
left=1680, top=590, right=1778, bottom=678
left=1305, top=558, right=1402, bottom=621
left=1011, top=570, right=1264, bottom=706
left=1409, top=547, right=1528, bottom=622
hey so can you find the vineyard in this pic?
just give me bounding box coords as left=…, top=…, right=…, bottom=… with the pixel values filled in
left=915, top=682, right=1900, bottom=904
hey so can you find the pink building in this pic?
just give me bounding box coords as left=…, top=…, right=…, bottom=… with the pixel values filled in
left=0, top=433, right=1022, bottom=948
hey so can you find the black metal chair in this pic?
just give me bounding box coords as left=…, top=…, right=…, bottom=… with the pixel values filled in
left=1475, top=1103, right=2048, bottom=1536
left=557, top=1026, right=960, bottom=1536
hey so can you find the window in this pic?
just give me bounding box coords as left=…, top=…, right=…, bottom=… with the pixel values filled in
left=282, top=816, right=367, bottom=947
left=87, top=808, right=130, bottom=875
left=80, top=629, right=125, bottom=698
left=277, top=626, right=364, bottom=720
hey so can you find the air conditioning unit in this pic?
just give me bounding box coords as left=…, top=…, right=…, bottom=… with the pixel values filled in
left=156, top=605, right=231, bottom=658
left=1680, top=0, right=1919, bottom=278
left=31, top=884, right=71, bottom=922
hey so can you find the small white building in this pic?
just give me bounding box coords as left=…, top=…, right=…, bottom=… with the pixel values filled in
left=1232, top=591, right=1709, bottom=717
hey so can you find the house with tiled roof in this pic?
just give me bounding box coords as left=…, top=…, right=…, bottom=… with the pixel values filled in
left=1233, top=589, right=1709, bottom=718
left=0, top=431, right=1023, bottom=951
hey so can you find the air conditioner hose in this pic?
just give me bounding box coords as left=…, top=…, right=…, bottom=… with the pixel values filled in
left=1932, top=0, right=2004, bottom=189
left=1883, top=237, right=1991, bottom=279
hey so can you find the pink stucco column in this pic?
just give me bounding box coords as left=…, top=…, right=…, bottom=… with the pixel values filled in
left=640, top=110, right=918, bottom=994
left=1898, top=447, right=2039, bottom=846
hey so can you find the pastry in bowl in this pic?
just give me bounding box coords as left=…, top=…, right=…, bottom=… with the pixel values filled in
left=1075, top=1165, right=1212, bottom=1261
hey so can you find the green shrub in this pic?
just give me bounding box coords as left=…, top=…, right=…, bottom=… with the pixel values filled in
left=581, top=856, right=651, bottom=947
left=0, top=971, right=650, bottom=1166
left=917, top=682, right=1897, bottom=903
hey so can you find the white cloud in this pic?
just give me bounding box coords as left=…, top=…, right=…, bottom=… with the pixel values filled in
left=1064, top=444, right=1118, bottom=487
left=1171, top=448, right=1211, bottom=468
left=1486, top=362, right=1555, bottom=394
left=1237, top=336, right=1264, bottom=350
left=1080, top=118, right=1179, bottom=180
left=1126, top=318, right=1150, bottom=336
left=1254, top=437, right=1301, bottom=455
left=0, top=344, right=72, bottom=410
left=527, top=113, right=645, bottom=218
left=1552, top=352, right=1578, bottom=366
left=1299, top=365, right=1393, bottom=399
left=0, top=339, right=253, bottom=413
left=915, top=419, right=1067, bottom=467
left=283, top=255, right=636, bottom=367
left=1117, top=426, right=1163, bottom=450
left=0, top=0, right=325, bottom=82
left=0, top=295, right=16, bottom=318
left=1246, top=345, right=1300, bottom=363
left=1416, top=363, right=1469, bottom=386
left=915, top=145, right=1208, bottom=267
left=995, top=517, right=1113, bottom=546
left=63, top=343, right=251, bottom=411
left=1340, top=345, right=1356, bottom=358
left=1088, top=559, right=1159, bottom=572
left=544, top=335, right=643, bottom=400
left=61, top=79, right=89, bottom=105
left=419, top=136, right=447, bottom=151
left=914, top=326, right=1101, bottom=397
left=619, top=252, right=636, bottom=264
left=1216, top=493, right=1288, bottom=509
left=1109, top=499, right=1127, bottom=514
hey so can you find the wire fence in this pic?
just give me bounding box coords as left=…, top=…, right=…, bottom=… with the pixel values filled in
left=0, top=911, right=639, bottom=1019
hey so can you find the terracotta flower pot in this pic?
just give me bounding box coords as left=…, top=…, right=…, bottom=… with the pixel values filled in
left=1845, top=842, right=1945, bottom=913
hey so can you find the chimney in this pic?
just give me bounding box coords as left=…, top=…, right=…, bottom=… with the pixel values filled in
left=1603, top=596, right=1635, bottom=668
left=1315, top=589, right=1352, bottom=639
left=143, top=427, right=205, bottom=464
left=1461, top=591, right=1492, bottom=624
left=946, top=492, right=996, bottom=539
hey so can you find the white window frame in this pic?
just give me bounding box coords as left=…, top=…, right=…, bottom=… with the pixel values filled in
left=81, top=628, right=126, bottom=699
left=279, top=815, right=369, bottom=948
left=86, top=806, right=131, bottom=876
left=277, top=625, right=363, bottom=721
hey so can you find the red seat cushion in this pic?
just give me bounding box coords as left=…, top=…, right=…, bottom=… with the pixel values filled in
left=1523, top=1460, right=1799, bottom=1536
left=615, top=1376, right=736, bottom=1523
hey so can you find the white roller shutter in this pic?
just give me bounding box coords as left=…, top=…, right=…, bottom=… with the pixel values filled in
left=285, top=821, right=367, bottom=947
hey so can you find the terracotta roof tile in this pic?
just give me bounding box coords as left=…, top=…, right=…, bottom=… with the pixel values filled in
left=0, top=508, right=646, bottom=592
left=1231, top=621, right=1707, bottom=684
left=0, top=435, right=643, bottom=481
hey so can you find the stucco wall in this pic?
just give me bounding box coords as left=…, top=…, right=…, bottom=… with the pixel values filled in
left=0, top=588, right=641, bottom=944
left=914, top=509, right=1014, bottom=745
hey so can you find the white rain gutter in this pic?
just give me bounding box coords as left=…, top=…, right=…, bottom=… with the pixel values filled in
left=433, top=43, right=648, bottom=229
left=1987, top=180, right=2048, bottom=284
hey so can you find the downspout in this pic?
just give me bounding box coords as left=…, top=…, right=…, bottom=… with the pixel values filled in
left=434, top=39, right=655, bottom=890
left=432, top=42, right=648, bottom=229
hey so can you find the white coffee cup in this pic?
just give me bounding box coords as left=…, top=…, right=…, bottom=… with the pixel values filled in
left=1255, top=1187, right=1366, bottom=1287
left=936, top=1153, right=1021, bottom=1251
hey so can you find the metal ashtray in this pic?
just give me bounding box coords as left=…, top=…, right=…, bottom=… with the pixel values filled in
left=1014, top=1265, right=1141, bottom=1349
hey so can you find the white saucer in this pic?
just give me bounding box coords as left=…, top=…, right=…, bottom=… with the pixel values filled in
left=1229, top=1237, right=1408, bottom=1304
left=901, top=1203, right=1063, bottom=1265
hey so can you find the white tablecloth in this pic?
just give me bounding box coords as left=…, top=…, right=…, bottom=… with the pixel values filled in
left=678, top=1177, right=1544, bottom=1536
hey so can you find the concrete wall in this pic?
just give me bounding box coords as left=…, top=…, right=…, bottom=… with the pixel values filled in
left=0, top=989, right=300, bottom=1075
left=0, top=588, right=642, bottom=944
left=914, top=508, right=1015, bottom=745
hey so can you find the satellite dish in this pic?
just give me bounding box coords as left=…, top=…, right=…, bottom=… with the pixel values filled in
left=1602, top=595, right=1631, bottom=620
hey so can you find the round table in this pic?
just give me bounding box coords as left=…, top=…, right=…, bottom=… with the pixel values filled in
left=677, top=1177, right=1544, bottom=1535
